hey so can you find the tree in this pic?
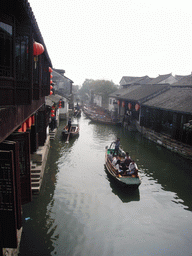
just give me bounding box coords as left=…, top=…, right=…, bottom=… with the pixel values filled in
left=79, top=79, right=118, bottom=102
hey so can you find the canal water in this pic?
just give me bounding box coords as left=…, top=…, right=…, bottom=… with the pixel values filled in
left=19, top=113, right=192, bottom=256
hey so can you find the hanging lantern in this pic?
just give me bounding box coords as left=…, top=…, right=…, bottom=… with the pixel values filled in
left=135, top=103, right=140, bottom=111
left=22, top=122, right=27, bottom=132
left=33, top=41, right=44, bottom=69
left=49, top=67, right=53, bottom=73
left=50, top=85, right=53, bottom=90
left=50, top=90, right=53, bottom=95
left=50, top=80, right=53, bottom=84
left=31, top=115, right=35, bottom=125
left=51, top=109, right=54, bottom=114
left=26, top=117, right=32, bottom=129
left=50, top=74, right=53, bottom=79
left=122, top=101, right=125, bottom=107
left=128, top=103, right=132, bottom=110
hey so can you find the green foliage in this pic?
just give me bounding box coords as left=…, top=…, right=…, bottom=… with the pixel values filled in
left=79, top=79, right=118, bottom=99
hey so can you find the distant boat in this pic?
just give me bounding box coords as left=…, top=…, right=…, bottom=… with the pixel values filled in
left=62, top=124, right=80, bottom=140
left=83, top=105, right=121, bottom=126
left=105, top=143, right=141, bottom=190
left=73, top=108, right=81, bottom=117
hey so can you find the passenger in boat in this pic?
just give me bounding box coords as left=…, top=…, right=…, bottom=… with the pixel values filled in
left=127, top=161, right=138, bottom=176
left=108, top=151, right=113, bottom=162
left=114, top=138, right=120, bottom=155
left=112, top=155, right=117, bottom=166
left=114, top=157, right=124, bottom=175
left=120, top=152, right=132, bottom=174
left=68, top=118, right=71, bottom=131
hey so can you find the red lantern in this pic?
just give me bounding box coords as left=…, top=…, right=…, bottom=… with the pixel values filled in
left=22, top=122, right=27, bottom=132
left=50, top=74, right=53, bottom=78
left=51, top=113, right=55, bottom=117
left=31, top=115, right=35, bottom=125
left=122, top=101, right=125, bottom=107
left=50, top=80, right=53, bottom=84
left=33, top=41, right=44, bottom=56
left=49, top=67, right=53, bottom=73
left=135, top=104, right=140, bottom=111
left=26, top=117, right=32, bottom=129
left=51, top=109, right=54, bottom=113
left=128, top=103, right=132, bottom=110
left=50, top=91, right=53, bottom=95
left=50, top=85, right=53, bottom=90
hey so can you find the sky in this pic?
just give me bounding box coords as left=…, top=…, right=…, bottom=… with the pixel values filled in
left=28, top=0, right=192, bottom=86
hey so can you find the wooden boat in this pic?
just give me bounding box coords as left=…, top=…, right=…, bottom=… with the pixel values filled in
left=105, top=143, right=141, bottom=189
left=83, top=105, right=121, bottom=126
left=74, top=108, right=81, bottom=117
left=89, top=114, right=122, bottom=126
left=62, top=124, right=80, bottom=139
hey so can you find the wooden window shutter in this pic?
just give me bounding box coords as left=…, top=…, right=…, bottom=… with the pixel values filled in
left=0, top=150, right=18, bottom=248
left=8, top=132, right=32, bottom=205
left=0, top=141, right=22, bottom=229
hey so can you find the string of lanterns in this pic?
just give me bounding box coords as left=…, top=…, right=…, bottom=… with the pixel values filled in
left=49, top=67, right=53, bottom=95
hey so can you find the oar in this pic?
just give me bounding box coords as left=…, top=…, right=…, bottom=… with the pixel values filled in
left=65, top=126, right=72, bottom=144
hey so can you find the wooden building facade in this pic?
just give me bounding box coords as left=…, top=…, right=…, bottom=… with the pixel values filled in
left=0, top=0, right=52, bottom=251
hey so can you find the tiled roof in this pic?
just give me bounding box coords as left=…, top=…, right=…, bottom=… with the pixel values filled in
left=149, top=73, right=172, bottom=84
left=120, top=76, right=151, bottom=85
left=171, top=75, right=192, bottom=86
left=117, top=84, right=169, bottom=103
left=109, top=85, right=140, bottom=98
left=143, top=87, right=192, bottom=114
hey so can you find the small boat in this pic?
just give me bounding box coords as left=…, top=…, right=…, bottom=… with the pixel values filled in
left=105, top=143, right=141, bottom=189
left=73, top=108, right=81, bottom=117
left=62, top=124, right=80, bottom=140
left=89, top=114, right=122, bottom=126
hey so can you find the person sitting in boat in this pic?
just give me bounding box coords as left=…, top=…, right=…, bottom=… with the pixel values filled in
left=68, top=118, right=71, bottom=131
left=108, top=151, right=113, bottom=162
left=127, top=161, right=138, bottom=176
left=113, top=138, right=120, bottom=156
left=112, top=154, right=118, bottom=166
left=120, top=152, right=132, bottom=174
left=115, top=157, right=124, bottom=175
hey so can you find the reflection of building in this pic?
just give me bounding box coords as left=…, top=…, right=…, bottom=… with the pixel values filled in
left=0, top=0, right=52, bottom=253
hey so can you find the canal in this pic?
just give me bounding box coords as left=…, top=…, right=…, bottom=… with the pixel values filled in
left=19, top=113, right=192, bottom=256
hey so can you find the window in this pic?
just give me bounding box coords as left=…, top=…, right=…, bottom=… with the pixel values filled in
left=15, top=35, right=29, bottom=81
left=0, top=21, right=13, bottom=77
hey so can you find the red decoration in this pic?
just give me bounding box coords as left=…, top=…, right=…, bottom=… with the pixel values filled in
left=26, top=117, right=32, bottom=129
left=135, top=104, right=140, bottom=111
left=50, top=91, right=53, bottom=95
left=49, top=67, right=53, bottom=73
left=51, top=109, right=54, bottom=113
left=50, top=74, right=53, bottom=78
left=22, top=122, right=27, bottom=132
left=50, top=85, right=53, bottom=90
left=31, top=115, right=35, bottom=125
left=50, top=80, right=53, bottom=84
left=33, top=41, right=44, bottom=56
left=51, top=113, right=55, bottom=117
left=128, top=103, right=132, bottom=110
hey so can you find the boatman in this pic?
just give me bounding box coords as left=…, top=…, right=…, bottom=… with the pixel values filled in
left=68, top=118, right=71, bottom=131
left=114, top=138, right=120, bottom=156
